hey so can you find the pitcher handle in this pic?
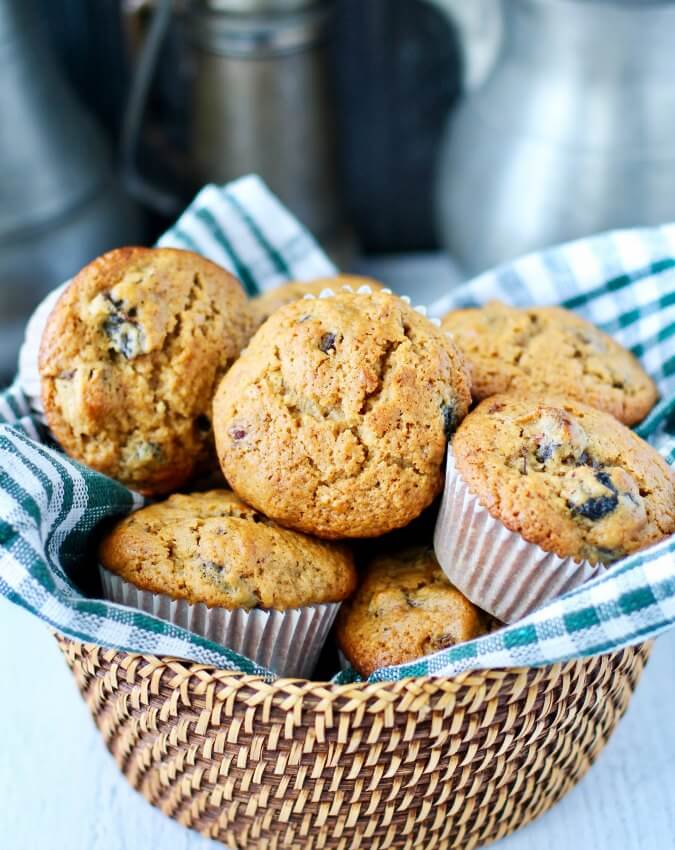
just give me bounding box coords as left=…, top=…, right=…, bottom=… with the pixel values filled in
left=422, top=0, right=502, bottom=91
left=120, top=0, right=182, bottom=215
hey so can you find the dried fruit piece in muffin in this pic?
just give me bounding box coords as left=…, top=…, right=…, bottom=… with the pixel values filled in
left=251, top=275, right=384, bottom=328
left=336, top=547, right=488, bottom=676
left=213, top=288, right=472, bottom=539
left=99, top=490, right=356, bottom=610
left=39, top=247, right=254, bottom=495
left=452, top=394, right=675, bottom=564
left=441, top=301, right=658, bottom=425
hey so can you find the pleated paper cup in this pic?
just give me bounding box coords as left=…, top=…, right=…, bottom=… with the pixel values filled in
left=433, top=451, right=607, bottom=624
left=18, top=282, right=67, bottom=419
left=99, top=567, right=341, bottom=678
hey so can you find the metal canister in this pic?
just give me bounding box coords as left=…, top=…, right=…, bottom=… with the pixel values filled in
left=186, top=0, right=351, bottom=263
left=0, top=0, right=142, bottom=381
left=434, top=0, right=675, bottom=275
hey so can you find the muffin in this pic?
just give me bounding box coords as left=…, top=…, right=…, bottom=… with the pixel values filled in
left=441, top=301, right=658, bottom=425
left=435, top=393, right=675, bottom=622
left=99, top=490, right=356, bottom=676
left=213, top=288, right=472, bottom=539
left=39, top=247, right=254, bottom=495
left=336, top=547, right=488, bottom=677
left=251, top=276, right=384, bottom=327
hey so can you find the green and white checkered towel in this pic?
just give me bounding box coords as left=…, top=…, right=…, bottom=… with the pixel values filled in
left=1, top=175, right=673, bottom=682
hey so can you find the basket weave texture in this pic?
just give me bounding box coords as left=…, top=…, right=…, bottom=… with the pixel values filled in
left=58, top=639, right=650, bottom=850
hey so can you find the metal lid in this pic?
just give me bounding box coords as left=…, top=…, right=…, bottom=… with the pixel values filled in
left=194, top=0, right=323, bottom=13
left=188, top=1, right=334, bottom=56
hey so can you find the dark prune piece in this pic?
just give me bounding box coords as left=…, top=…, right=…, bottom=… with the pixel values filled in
left=427, top=632, right=456, bottom=652
left=535, top=442, right=555, bottom=463
left=103, top=292, right=125, bottom=311
left=441, top=401, right=459, bottom=439
left=568, top=471, right=618, bottom=520
left=102, top=313, right=123, bottom=332
left=570, top=493, right=618, bottom=520
left=595, top=471, right=614, bottom=490
left=195, top=414, right=211, bottom=433
left=319, top=332, right=337, bottom=353
left=102, top=315, right=137, bottom=359
left=101, top=294, right=144, bottom=359
left=229, top=426, right=247, bottom=441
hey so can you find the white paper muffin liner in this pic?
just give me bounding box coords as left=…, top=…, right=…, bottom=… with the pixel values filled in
left=433, top=452, right=607, bottom=624
left=18, top=282, right=68, bottom=420
left=100, top=567, right=341, bottom=678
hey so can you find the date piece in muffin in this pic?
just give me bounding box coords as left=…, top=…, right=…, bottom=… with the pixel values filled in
left=441, top=301, right=657, bottom=425
left=452, top=394, right=675, bottom=565
left=213, top=288, right=472, bottom=539
left=99, top=490, right=356, bottom=610
left=336, top=547, right=488, bottom=676
left=251, top=275, right=384, bottom=328
left=40, top=247, right=254, bottom=495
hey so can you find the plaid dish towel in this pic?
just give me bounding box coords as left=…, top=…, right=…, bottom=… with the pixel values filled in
left=1, top=175, right=673, bottom=682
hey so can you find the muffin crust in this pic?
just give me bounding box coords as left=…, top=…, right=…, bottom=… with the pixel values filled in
left=451, top=394, right=675, bottom=564
left=213, top=289, right=472, bottom=538
left=442, top=301, right=657, bottom=425
left=99, top=490, right=356, bottom=610
left=336, top=547, right=487, bottom=676
left=40, top=247, right=254, bottom=494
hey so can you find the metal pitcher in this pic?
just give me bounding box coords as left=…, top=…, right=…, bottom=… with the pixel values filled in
left=433, top=0, right=675, bottom=275
left=188, top=0, right=349, bottom=258
left=123, top=0, right=351, bottom=263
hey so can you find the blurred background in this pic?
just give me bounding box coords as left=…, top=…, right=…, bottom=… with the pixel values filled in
left=3, top=0, right=675, bottom=385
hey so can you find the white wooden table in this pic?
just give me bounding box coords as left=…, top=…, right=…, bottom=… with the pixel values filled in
left=2, top=254, right=674, bottom=849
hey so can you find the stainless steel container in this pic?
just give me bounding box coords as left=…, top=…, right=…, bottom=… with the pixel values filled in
left=186, top=0, right=351, bottom=262
left=0, top=0, right=141, bottom=380
left=435, top=0, right=675, bottom=275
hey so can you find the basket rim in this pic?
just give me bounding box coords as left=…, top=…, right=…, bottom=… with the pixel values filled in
left=58, top=636, right=650, bottom=698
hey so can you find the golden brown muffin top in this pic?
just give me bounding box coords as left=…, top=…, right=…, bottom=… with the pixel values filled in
left=441, top=301, right=657, bottom=425
left=99, top=490, right=356, bottom=610
left=39, top=247, right=254, bottom=495
left=451, top=394, right=675, bottom=564
left=213, top=289, right=472, bottom=539
left=336, top=547, right=487, bottom=677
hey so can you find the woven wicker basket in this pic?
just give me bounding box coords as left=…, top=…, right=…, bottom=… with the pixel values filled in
left=58, top=639, right=650, bottom=850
